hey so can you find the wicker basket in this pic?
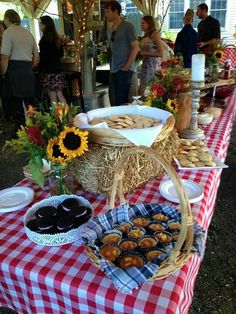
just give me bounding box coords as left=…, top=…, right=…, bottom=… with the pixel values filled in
left=74, top=115, right=179, bottom=196
left=85, top=146, right=194, bottom=280
left=86, top=115, right=175, bottom=147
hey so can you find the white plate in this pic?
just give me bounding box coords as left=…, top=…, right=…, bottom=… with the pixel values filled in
left=0, top=187, right=34, bottom=213
left=159, top=179, right=203, bottom=204
left=174, top=149, right=228, bottom=170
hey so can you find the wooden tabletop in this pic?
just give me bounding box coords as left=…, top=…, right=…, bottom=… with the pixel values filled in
left=203, top=78, right=235, bottom=89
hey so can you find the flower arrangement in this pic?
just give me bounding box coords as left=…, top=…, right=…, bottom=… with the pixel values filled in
left=4, top=103, right=88, bottom=189
left=143, top=57, right=190, bottom=116
left=203, top=41, right=226, bottom=65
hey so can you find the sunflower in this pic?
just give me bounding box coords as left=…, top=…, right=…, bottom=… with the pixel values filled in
left=47, top=137, right=70, bottom=165
left=166, top=98, right=179, bottom=114
left=214, top=49, right=223, bottom=61
left=58, top=126, right=88, bottom=158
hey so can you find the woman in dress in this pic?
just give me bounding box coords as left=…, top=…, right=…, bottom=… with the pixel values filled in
left=138, top=16, right=163, bottom=96
left=38, top=16, right=66, bottom=105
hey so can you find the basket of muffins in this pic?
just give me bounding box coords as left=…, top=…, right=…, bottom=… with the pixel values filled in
left=24, top=195, right=93, bottom=246
left=82, top=147, right=194, bottom=292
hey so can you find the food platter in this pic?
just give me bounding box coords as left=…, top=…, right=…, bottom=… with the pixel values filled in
left=174, top=149, right=228, bottom=170
left=174, top=139, right=228, bottom=170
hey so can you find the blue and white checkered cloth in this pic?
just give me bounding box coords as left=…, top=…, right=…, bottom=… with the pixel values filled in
left=82, top=203, right=205, bottom=294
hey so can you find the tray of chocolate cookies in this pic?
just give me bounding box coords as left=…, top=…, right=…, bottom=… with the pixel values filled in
left=24, top=195, right=93, bottom=246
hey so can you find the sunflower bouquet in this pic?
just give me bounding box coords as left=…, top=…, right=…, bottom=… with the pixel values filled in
left=203, top=41, right=225, bottom=65
left=4, top=103, right=88, bottom=189
left=143, top=62, right=190, bottom=116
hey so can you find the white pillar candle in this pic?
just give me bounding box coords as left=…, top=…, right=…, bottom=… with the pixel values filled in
left=191, top=54, right=205, bottom=81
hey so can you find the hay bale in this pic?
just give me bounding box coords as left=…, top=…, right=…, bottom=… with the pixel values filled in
left=74, top=129, right=179, bottom=197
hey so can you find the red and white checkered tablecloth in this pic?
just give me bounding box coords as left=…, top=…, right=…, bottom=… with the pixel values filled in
left=221, top=47, right=236, bottom=68
left=0, top=92, right=235, bottom=314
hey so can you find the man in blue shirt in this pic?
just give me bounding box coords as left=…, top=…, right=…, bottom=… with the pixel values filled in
left=105, top=1, right=139, bottom=106
left=174, top=10, right=198, bottom=68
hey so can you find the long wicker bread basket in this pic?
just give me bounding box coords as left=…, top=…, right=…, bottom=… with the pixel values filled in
left=86, top=115, right=175, bottom=146
left=85, top=146, right=194, bottom=280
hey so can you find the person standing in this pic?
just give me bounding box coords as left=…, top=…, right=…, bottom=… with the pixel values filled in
left=174, top=9, right=198, bottom=68
left=196, top=3, right=221, bottom=50
left=104, top=1, right=139, bottom=106
left=138, top=15, right=163, bottom=96
left=38, top=15, right=67, bottom=105
left=0, top=10, right=39, bottom=131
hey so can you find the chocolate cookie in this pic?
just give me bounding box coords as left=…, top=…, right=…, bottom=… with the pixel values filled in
left=26, top=218, right=42, bottom=233
left=69, top=206, right=88, bottom=218
left=35, top=206, right=57, bottom=219
left=37, top=216, right=56, bottom=233
left=61, top=198, right=83, bottom=212
left=57, top=215, right=75, bottom=232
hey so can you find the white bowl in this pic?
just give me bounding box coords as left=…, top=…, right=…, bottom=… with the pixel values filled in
left=204, top=107, right=222, bottom=119
left=24, top=195, right=93, bottom=246
left=198, top=113, right=213, bottom=125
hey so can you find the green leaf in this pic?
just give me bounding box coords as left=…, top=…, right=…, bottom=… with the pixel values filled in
left=29, top=156, right=44, bottom=188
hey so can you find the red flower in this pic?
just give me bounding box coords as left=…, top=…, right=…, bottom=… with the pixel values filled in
left=27, top=125, right=44, bottom=147
left=172, top=76, right=185, bottom=93
left=161, top=61, right=168, bottom=69
left=151, top=82, right=166, bottom=98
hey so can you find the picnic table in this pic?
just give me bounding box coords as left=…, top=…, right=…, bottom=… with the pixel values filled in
left=0, top=91, right=235, bottom=314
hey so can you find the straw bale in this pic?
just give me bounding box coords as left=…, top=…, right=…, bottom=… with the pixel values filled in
left=74, top=130, right=180, bottom=197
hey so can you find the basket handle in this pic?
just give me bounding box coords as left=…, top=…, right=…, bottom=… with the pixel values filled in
left=109, top=146, right=193, bottom=260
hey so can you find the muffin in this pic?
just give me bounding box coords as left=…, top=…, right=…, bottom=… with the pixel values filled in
left=99, top=244, right=121, bottom=262
left=101, top=230, right=122, bottom=245
left=118, top=251, right=146, bottom=269
left=152, top=212, right=169, bottom=222
left=138, top=235, right=158, bottom=248
left=154, top=231, right=172, bottom=243
left=145, top=248, right=167, bottom=262
left=148, top=221, right=166, bottom=232
left=131, top=216, right=150, bottom=228
left=127, top=227, right=146, bottom=239
left=113, top=222, right=132, bottom=234
left=168, top=220, right=181, bottom=231
left=172, top=231, right=180, bottom=242
left=119, top=238, right=138, bottom=251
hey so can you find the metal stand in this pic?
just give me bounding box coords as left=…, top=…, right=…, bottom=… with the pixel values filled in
left=180, top=80, right=205, bottom=140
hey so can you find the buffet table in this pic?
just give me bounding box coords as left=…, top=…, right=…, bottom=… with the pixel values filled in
left=0, top=91, right=235, bottom=314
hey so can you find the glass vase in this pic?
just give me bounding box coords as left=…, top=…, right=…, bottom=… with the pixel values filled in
left=49, top=165, right=75, bottom=196
left=209, top=63, right=219, bottom=82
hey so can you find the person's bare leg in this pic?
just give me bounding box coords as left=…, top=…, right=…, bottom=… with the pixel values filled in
left=138, top=83, right=147, bottom=97
left=47, top=90, right=57, bottom=104
left=56, top=90, right=67, bottom=104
